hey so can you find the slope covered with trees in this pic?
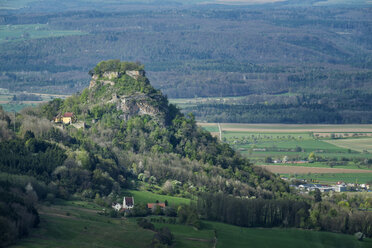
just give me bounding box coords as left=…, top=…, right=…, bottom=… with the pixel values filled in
left=1, top=61, right=371, bottom=246
left=0, top=60, right=288, bottom=200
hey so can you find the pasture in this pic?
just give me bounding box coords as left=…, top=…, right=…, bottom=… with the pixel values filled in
left=10, top=202, right=154, bottom=248
left=0, top=24, right=85, bottom=44
left=10, top=199, right=372, bottom=248
left=208, top=221, right=372, bottom=248
left=122, top=189, right=191, bottom=206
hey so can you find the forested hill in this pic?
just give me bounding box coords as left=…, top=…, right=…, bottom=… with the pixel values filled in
left=1, top=2, right=371, bottom=123
left=2, top=61, right=372, bottom=246
left=0, top=60, right=288, bottom=203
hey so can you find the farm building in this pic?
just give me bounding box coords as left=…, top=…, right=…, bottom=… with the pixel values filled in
left=123, top=196, right=134, bottom=209
left=112, top=203, right=122, bottom=211
left=147, top=203, right=166, bottom=209
left=54, top=112, right=77, bottom=124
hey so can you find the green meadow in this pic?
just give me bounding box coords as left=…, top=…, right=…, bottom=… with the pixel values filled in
left=199, top=123, right=372, bottom=166
left=209, top=221, right=372, bottom=248
left=10, top=203, right=154, bottom=248
left=122, top=189, right=191, bottom=206
left=10, top=199, right=372, bottom=248
left=0, top=24, right=85, bottom=44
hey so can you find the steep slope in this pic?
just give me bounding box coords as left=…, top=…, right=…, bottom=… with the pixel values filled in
left=1, top=60, right=288, bottom=201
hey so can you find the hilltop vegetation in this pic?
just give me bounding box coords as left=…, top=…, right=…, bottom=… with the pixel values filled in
left=0, top=1, right=371, bottom=123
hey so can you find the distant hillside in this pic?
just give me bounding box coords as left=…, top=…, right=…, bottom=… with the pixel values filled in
left=0, top=3, right=371, bottom=123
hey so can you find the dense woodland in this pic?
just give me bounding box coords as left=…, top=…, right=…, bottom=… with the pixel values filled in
left=198, top=192, right=372, bottom=237
left=0, top=61, right=371, bottom=246
left=0, top=1, right=371, bottom=123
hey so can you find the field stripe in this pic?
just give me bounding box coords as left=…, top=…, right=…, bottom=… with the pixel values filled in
left=258, top=165, right=372, bottom=174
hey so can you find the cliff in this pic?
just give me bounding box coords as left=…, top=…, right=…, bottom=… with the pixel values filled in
left=84, top=60, right=169, bottom=125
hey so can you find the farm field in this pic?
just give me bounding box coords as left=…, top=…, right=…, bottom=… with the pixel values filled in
left=199, top=123, right=372, bottom=132
left=259, top=165, right=372, bottom=176
left=199, top=123, right=372, bottom=183
left=280, top=173, right=372, bottom=184
left=325, top=138, right=372, bottom=153
left=0, top=24, right=85, bottom=44
left=0, top=0, right=38, bottom=9
left=0, top=88, right=70, bottom=112
left=10, top=199, right=372, bottom=248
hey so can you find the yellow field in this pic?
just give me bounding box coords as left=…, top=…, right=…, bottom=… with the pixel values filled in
left=325, top=138, right=372, bottom=153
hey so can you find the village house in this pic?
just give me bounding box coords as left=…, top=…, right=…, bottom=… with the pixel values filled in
left=111, top=196, right=135, bottom=211
left=147, top=203, right=166, bottom=209
left=123, top=196, right=134, bottom=209
left=54, top=112, right=77, bottom=124
left=112, top=203, right=122, bottom=211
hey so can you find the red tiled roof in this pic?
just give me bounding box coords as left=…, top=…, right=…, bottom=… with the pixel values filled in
left=147, top=203, right=166, bottom=209
left=63, top=112, right=74, bottom=117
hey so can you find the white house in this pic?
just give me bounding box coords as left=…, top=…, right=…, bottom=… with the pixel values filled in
left=123, top=196, right=134, bottom=209
left=334, top=185, right=347, bottom=192
left=112, top=203, right=122, bottom=211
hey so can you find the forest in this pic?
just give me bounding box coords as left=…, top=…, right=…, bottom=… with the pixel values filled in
left=0, top=61, right=371, bottom=246
left=0, top=1, right=371, bottom=123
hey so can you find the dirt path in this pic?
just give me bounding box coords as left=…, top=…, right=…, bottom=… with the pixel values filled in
left=258, top=165, right=372, bottom=174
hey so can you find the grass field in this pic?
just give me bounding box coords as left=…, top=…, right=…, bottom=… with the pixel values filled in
left=0, top=24, right=85, bottom=44
left=11, top=202, right=154, bottom=248
left=10, top=199, right=372, bottom=248
left=122, top=190, right=191, bottom=206
left=152, top=220, right=215, bottom=248
left=208, top=221, right=372, bottom=248
left=325, top=138, right=372, bottom=153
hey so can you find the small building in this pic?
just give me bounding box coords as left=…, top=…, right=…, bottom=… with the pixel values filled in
left=112, top=203, right=122, bottom=211
left=54, top=112, right=77, bottom=124
left=123, top=196, right=134, bottom=209
left=54, top=113, right=62, bottom=123
left=334, top=185, right=347, bottom=192
left=147, top=203, right=166, bottom=209
left=62, top=112, right=76, bottom=124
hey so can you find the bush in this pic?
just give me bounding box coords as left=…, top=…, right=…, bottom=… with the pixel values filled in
left=137, top=218, right=155, bottom=230
left=152, top=227, right=173, bottom=246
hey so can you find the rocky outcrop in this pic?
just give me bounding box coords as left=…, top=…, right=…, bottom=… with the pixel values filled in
left=89, top=70, right=144, bottom=89
left=126, top=70, right=145, bottom=79
left=88, top=67, right=166, bottom=124
left=117, top=93, right=162, bottom=121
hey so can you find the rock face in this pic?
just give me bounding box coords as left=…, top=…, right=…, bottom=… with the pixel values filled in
left=89, top=70, right=144, bottom=89
left=126, top=70, right=145, bottom=79
left=88, top=68, right=167, bottom=124
left=117, top=93, right=161, bottom=121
